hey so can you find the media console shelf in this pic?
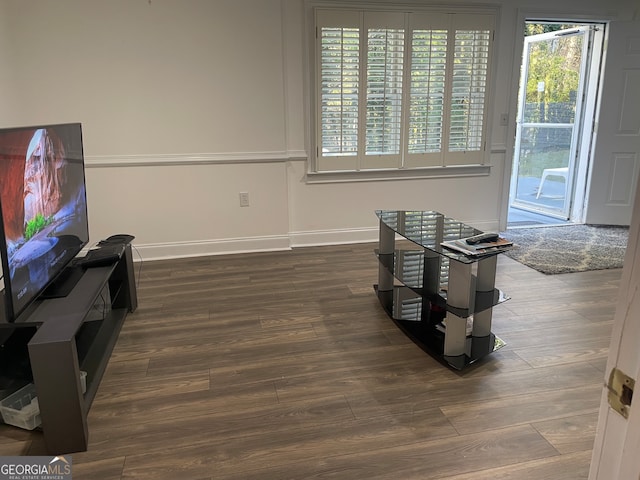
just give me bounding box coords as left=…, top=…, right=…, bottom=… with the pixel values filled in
left=375, top=211, right=508, bottom=370
left=0, top=243, right=137, bottom=454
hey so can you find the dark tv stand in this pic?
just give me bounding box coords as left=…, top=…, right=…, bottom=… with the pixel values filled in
left=40, top=265, right=85, bottom=299
left=7, top=243, right=137, bottom=454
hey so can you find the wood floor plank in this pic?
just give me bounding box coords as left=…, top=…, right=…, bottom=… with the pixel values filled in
left=113, top=408, right=460, bottom=479
left=512, top=337, right=611, bottom=368
left=346, top=362, right=601, bottom=420
left=87, top=380, right=279, bottom=430
left=71, top=457, right=126, bottom=480
left=90, top=370, right=210, bottom=405
left=0, top=438, right=32, bottom=456
left=184, top=425, right=559, bottom=480
left=440, top=384, right=601, bottom=435
left=533, top=412, right=598, bottom=454
left=435, top=450, right=592, bottom=480
left=75, top=395, right=359, bottom=463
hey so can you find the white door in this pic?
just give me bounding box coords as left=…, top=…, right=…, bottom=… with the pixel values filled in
left=588, top=167, right=640, bottom=479
left=584, top=21, right=640, bottom=226
left=588, top=21, right=640, bottom=479
left=510, top=27, right=592, bottom=220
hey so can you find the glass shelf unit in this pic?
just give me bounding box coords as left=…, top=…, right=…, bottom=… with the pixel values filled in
left=374, top=210, right=509, bottom=370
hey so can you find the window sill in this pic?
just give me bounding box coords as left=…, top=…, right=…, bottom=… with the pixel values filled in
left=305, top=165, right=491, bottom=184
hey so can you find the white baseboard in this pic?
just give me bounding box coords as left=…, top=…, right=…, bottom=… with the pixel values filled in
left=289, top=227, right=379, bottom=247
left=126, top=222, right=500, bottom=262
left=128, top=227, right=380, bottom=261
left=131, top=235, right=291, bottom=261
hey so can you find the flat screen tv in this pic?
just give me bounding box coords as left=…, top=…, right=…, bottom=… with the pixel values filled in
left=0, top=123, right=89, bottom=322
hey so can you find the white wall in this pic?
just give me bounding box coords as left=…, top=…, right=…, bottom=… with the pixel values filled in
left=0, top=2, right=16, bottom=117
left=0, top=0, right=637, bottom=260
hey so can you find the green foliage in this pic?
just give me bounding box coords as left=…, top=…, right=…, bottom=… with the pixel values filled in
left=523, top=24, right=583, bottom=119
left=24, top=213, right=53, bottom=240
left=525, top=24, right=578, bottom=36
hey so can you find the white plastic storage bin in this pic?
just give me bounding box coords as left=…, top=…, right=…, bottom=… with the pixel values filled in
left=0, top=384, right=41, bottom=430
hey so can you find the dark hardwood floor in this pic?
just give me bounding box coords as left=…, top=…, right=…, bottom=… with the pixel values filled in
left=0, top=243, right=621, bottom=479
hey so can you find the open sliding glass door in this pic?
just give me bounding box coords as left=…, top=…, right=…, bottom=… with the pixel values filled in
left=510, top=26, right=592, bottom=220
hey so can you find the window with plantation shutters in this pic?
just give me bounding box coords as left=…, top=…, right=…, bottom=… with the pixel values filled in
left=313, top=8, right=495, bottom=174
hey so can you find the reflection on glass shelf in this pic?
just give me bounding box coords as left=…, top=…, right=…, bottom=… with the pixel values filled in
left=374, top=285, right=506, bottom=370
left=376, top=250, right=449, bottom=292
left=375, top=257, right=510, bottom=318
left=376, top=210, right=482, bottom=264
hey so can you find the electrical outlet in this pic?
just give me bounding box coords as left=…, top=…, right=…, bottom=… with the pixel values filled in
left=239, top=192, right=250, bottom=207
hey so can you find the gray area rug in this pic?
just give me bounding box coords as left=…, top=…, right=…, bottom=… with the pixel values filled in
left=501, top=224, right=629, bottom=275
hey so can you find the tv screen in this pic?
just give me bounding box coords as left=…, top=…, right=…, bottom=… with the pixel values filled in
left=0, top=123, right=89, bottom=322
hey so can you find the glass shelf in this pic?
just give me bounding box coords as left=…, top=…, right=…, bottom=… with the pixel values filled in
left=376, top=210, right=489, bottom=264
left=374, top=285, right=506, bottom=370
left=375, top=280, right=509, bottom=319
left=376, top=251, right=510, bottom=317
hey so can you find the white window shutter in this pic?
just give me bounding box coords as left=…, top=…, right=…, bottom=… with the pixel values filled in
left=361, top=12, right=406, bottom=169
left=365, top=28, right=404, bottom=156
left=448, top=30, right=491, bottom=152
left=446, top=14, right=494, bottom=166
left=405, top=28, right=449, bottom=167
left=320, top=26, right=360, bottom=157
left=316, top=10, right=361, bottom=171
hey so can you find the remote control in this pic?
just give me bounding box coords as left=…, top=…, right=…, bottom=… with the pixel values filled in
left=76, top=244, right=126, bottom=268
left=465, top=232, right=499, bottom=245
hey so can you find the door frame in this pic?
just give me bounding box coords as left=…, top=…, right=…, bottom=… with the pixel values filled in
left=499, top=10, right=614, bottom=230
